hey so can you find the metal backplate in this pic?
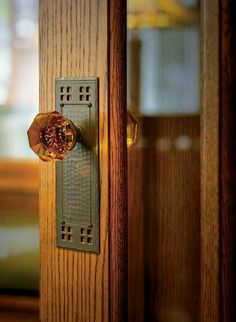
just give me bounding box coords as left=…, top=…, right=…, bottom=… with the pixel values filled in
left=56, top=77, right=99, bottom=253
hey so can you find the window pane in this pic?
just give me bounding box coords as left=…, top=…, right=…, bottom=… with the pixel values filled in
left=128, top=1, right=201, bottom=321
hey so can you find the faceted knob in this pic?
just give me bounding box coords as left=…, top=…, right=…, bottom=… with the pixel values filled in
left=27, top=111, right=82, bottom=162
left=127, top=111, right=138, bottom=148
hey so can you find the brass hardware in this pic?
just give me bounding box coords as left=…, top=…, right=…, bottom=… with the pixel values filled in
left=127, top=111, right=138, bottom=148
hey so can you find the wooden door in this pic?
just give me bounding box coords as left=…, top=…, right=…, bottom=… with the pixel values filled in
left=39, top=1, right=236, bottom=322
left=39, top=1, right=126, bottom=321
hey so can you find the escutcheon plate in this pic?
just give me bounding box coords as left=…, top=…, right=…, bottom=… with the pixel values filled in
left=55, top=77, right=99, bottom=253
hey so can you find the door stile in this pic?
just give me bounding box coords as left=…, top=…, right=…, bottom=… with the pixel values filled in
left=109, top=0, right=128, bottom=321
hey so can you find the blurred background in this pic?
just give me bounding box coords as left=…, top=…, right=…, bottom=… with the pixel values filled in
left=0, top=0, right=39, bottom=321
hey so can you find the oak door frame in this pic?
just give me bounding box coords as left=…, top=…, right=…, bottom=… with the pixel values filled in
left=109, top=1, right=127, bottom=321
left=202, top=1, right=236, bottom=321
left=201, top=1, right=220, bottom=321
left=220, top=0, right=236, bottom=320
left=39, top=0, right=127, bottom=321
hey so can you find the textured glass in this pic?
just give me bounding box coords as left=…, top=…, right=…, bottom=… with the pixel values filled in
left=27, top=111, right=78, bottom=161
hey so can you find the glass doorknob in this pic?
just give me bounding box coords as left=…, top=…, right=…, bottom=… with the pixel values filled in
left=27, top=111, right=82, bottom=162
left=28, top=110, right=138, bottom=161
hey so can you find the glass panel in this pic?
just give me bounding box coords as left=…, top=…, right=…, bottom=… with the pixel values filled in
left=128, top=1, right=200, bottom=321
left=128, top=28, right=199, bottom=115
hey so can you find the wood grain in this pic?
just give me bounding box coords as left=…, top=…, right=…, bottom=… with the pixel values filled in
left=128, top=118, right=144, bottom=322
left=39, top=1, right=109, bottom=321
left=201, top=1, right=220, bottom=321
left=220, top=1, right=236, bottom=320
left=109, top=0, right=128, bottom=321
left=128, top=117, right=200, bottom=322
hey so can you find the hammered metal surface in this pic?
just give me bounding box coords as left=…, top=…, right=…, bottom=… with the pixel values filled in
left=55, top=78, right=99, bottom=253
left=62, top=106, right=91, bottom=224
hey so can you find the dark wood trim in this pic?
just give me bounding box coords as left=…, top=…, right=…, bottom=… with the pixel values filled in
left=201, top=1, right=220, bottom=321
left=109, top=0, right=127, bottom=321
left=220, top=1, right=236, bottom=320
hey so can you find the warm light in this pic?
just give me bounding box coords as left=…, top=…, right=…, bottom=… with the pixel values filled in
left=127, top=111, right=138, bottom=148
left=27, top=111, right=79, bottom=162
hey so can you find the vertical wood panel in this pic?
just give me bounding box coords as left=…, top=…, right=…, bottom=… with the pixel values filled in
left=39, top=1, right=109, bottom=321
left=143, top=117, right=200, bottom=322
left=220, top=1, right=236, bottom=320
left=109, top=0, right=127, bottom=321
left=128, top=119, right=144, bottom=322
left=201, top=1, right=220, bottom=321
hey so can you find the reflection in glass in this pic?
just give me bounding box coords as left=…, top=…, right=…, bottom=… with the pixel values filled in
left=127, top=1, right=201, bottom=322
left=128, top=28, right=199, bottom=115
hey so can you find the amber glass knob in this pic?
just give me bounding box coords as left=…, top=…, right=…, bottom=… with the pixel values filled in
left=27, top=111, right=82, bottom=162
left=127, top=111, right=138, bottom=148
